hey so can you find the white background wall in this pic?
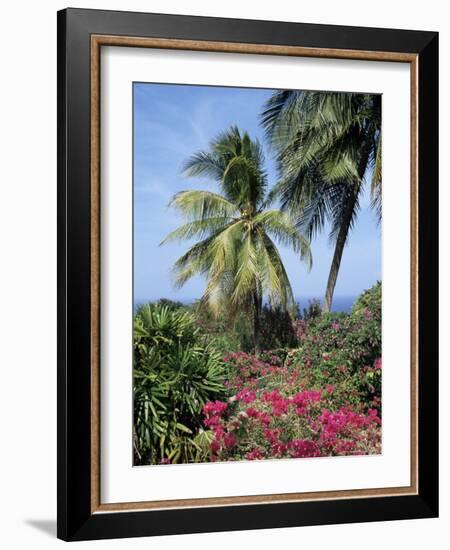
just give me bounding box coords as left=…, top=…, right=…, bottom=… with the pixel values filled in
left=0, top=1, right=447, bottom=548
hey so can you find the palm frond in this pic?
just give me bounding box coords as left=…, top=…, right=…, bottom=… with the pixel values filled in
left=168, top=190, right=238, bottom=220
left=370, top=134, right=382, bottom=222
left=182, top=151, right=224, bottom=182
left=261, top=90, right=301, bottom=147
left=160, top=217, right=232, bottom=245
left=253, top=210, right=312, bottom=269
left=230, top=228, right=258, bottom=306
left=171, top=229, right=227, bottom=288
left=204, top=221, right=244, bottom=296
left=259, top=232, right=296, bottom=314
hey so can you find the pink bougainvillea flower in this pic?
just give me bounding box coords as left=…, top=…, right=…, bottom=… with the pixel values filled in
left=292, top=390, right=321, bottom=411
left=262, top=390, right=282, bottom=403
left=203, top=400, right=228, bottom=418
left=246, top=448, right=263, bottom=460
left=213, top=425, right=224, bottom=438
left=210, top=439, right=221, bottom=454
left=246, top=407, right=259, bottom=418
left=258, top=412, right=272, bottom=426
left=204, top=415, right=222, bottom=429
left=236, top=388, right=257, bottom=404
left=272, top=442, right=288, bottom=456
left=290, top=439, right=321, bottom=458
left=223, top=433, right=237, bottom=449
left=272, top=401, right=289, bottom=417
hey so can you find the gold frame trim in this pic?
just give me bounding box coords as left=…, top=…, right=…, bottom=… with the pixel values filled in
left=90, top=35, right=419, bottom=514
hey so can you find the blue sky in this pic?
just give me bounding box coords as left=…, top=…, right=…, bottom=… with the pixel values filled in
left=133, top=83, right=381, bottom=305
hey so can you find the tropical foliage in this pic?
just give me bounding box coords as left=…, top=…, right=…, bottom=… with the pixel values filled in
left=202, top=283, right=381, bottom=462
left=133, top=283, right=382, bottom=465
left=160, top=126, right=311, bottom=349
left=133, top=304, right=226, bottom=465
left=261, top=91, right=381, bottom=311
left=133, top=91, right=382, bottom=466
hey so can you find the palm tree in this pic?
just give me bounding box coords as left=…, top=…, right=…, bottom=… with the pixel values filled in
left=160, top=126, right=311, bottom=350
left=261, top=91, right=381, bottom=312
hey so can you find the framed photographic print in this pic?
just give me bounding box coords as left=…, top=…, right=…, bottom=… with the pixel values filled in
left=57, top=8, right=438, bottom=541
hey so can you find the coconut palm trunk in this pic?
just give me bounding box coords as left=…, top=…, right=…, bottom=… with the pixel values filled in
left=252, top=288, right=262, bottom=352
left=323, top=144, right=371, bottom=312
left=323, top=187, right=358, bottom=312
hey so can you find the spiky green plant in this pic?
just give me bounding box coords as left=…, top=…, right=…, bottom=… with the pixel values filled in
left=161, top=126, right=311, bottom=350
left=133, top=304, right=226, bottom=465
left=261, top=91, right=381, bottom=312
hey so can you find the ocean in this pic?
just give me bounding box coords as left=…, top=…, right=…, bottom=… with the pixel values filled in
left=134, top=296, right=356, bottom=314
left=296, top=296, right=355, bottom=313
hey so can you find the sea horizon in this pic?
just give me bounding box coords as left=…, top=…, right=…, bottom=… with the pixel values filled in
left=133, top=295, right=357, bottom=313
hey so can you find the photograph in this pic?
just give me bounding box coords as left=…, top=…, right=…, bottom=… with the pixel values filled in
left=0, top=0, right=443, bottom=545
left=132, top=82, right=383, bottom=467
left=53, top=6, right=438, bottom=542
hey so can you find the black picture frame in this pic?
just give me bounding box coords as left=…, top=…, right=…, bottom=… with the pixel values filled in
left=57, top=7, right=438, bottom=541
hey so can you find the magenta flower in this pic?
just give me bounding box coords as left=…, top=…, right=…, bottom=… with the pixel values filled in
left=373, top=357, right=382, bottom=370
left=236, top=388, right=257, bottom=404
left=246, top=448, right=263, bottom=460
left=223, top=433, right=236, bottom=449
left=203, top=400, right=228, bottom=418
left=290, top=439, right=321, bottom=458
left=210, top=439, right=221, bottom=454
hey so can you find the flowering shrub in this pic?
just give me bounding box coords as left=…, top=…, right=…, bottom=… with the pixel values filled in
left=202, top=367, right=381, bottom=462
left=288, top=282, right=382, bottom=412
left=199, top=283, right=382, bottom=463
left=135, top=284, right=382, bottom=465
left=293, top=283, right=381, bottom=375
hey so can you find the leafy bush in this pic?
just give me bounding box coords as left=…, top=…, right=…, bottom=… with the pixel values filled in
left=258, top=304, right=298, bottom=350
left=133, top=304, right=226, bottom=465
left=352, top=281, right=382, bottom=316
left=292, top=282, right=381, bottom=374
left=198, top=283, right=382, bottom=462
left=286, top=283, right=382, bottom=415
left=191, top=302, right=252, bottom=352
left=192, top=301, right=300, bottom=352
left=298, top=298, right=322, bottom=320
left=133, top=283, right=382, bottom=465
left=153, top=298, right=187, bottom=311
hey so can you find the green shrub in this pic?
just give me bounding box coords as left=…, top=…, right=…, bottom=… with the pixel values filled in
left=153, top=297, right=187, bottom=311
left=193, top=301, right=300, bottom=352
left=287, top=282, right=382, bottom=412
left=133, top=304, right=227, bottom=465
left=190, top=301, right=251, bottom=352
left=258, top=304, right=298, bottom=350
left=352, top=281, right=382, bottom=316
left=299, top=298, right=322, bottom=320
